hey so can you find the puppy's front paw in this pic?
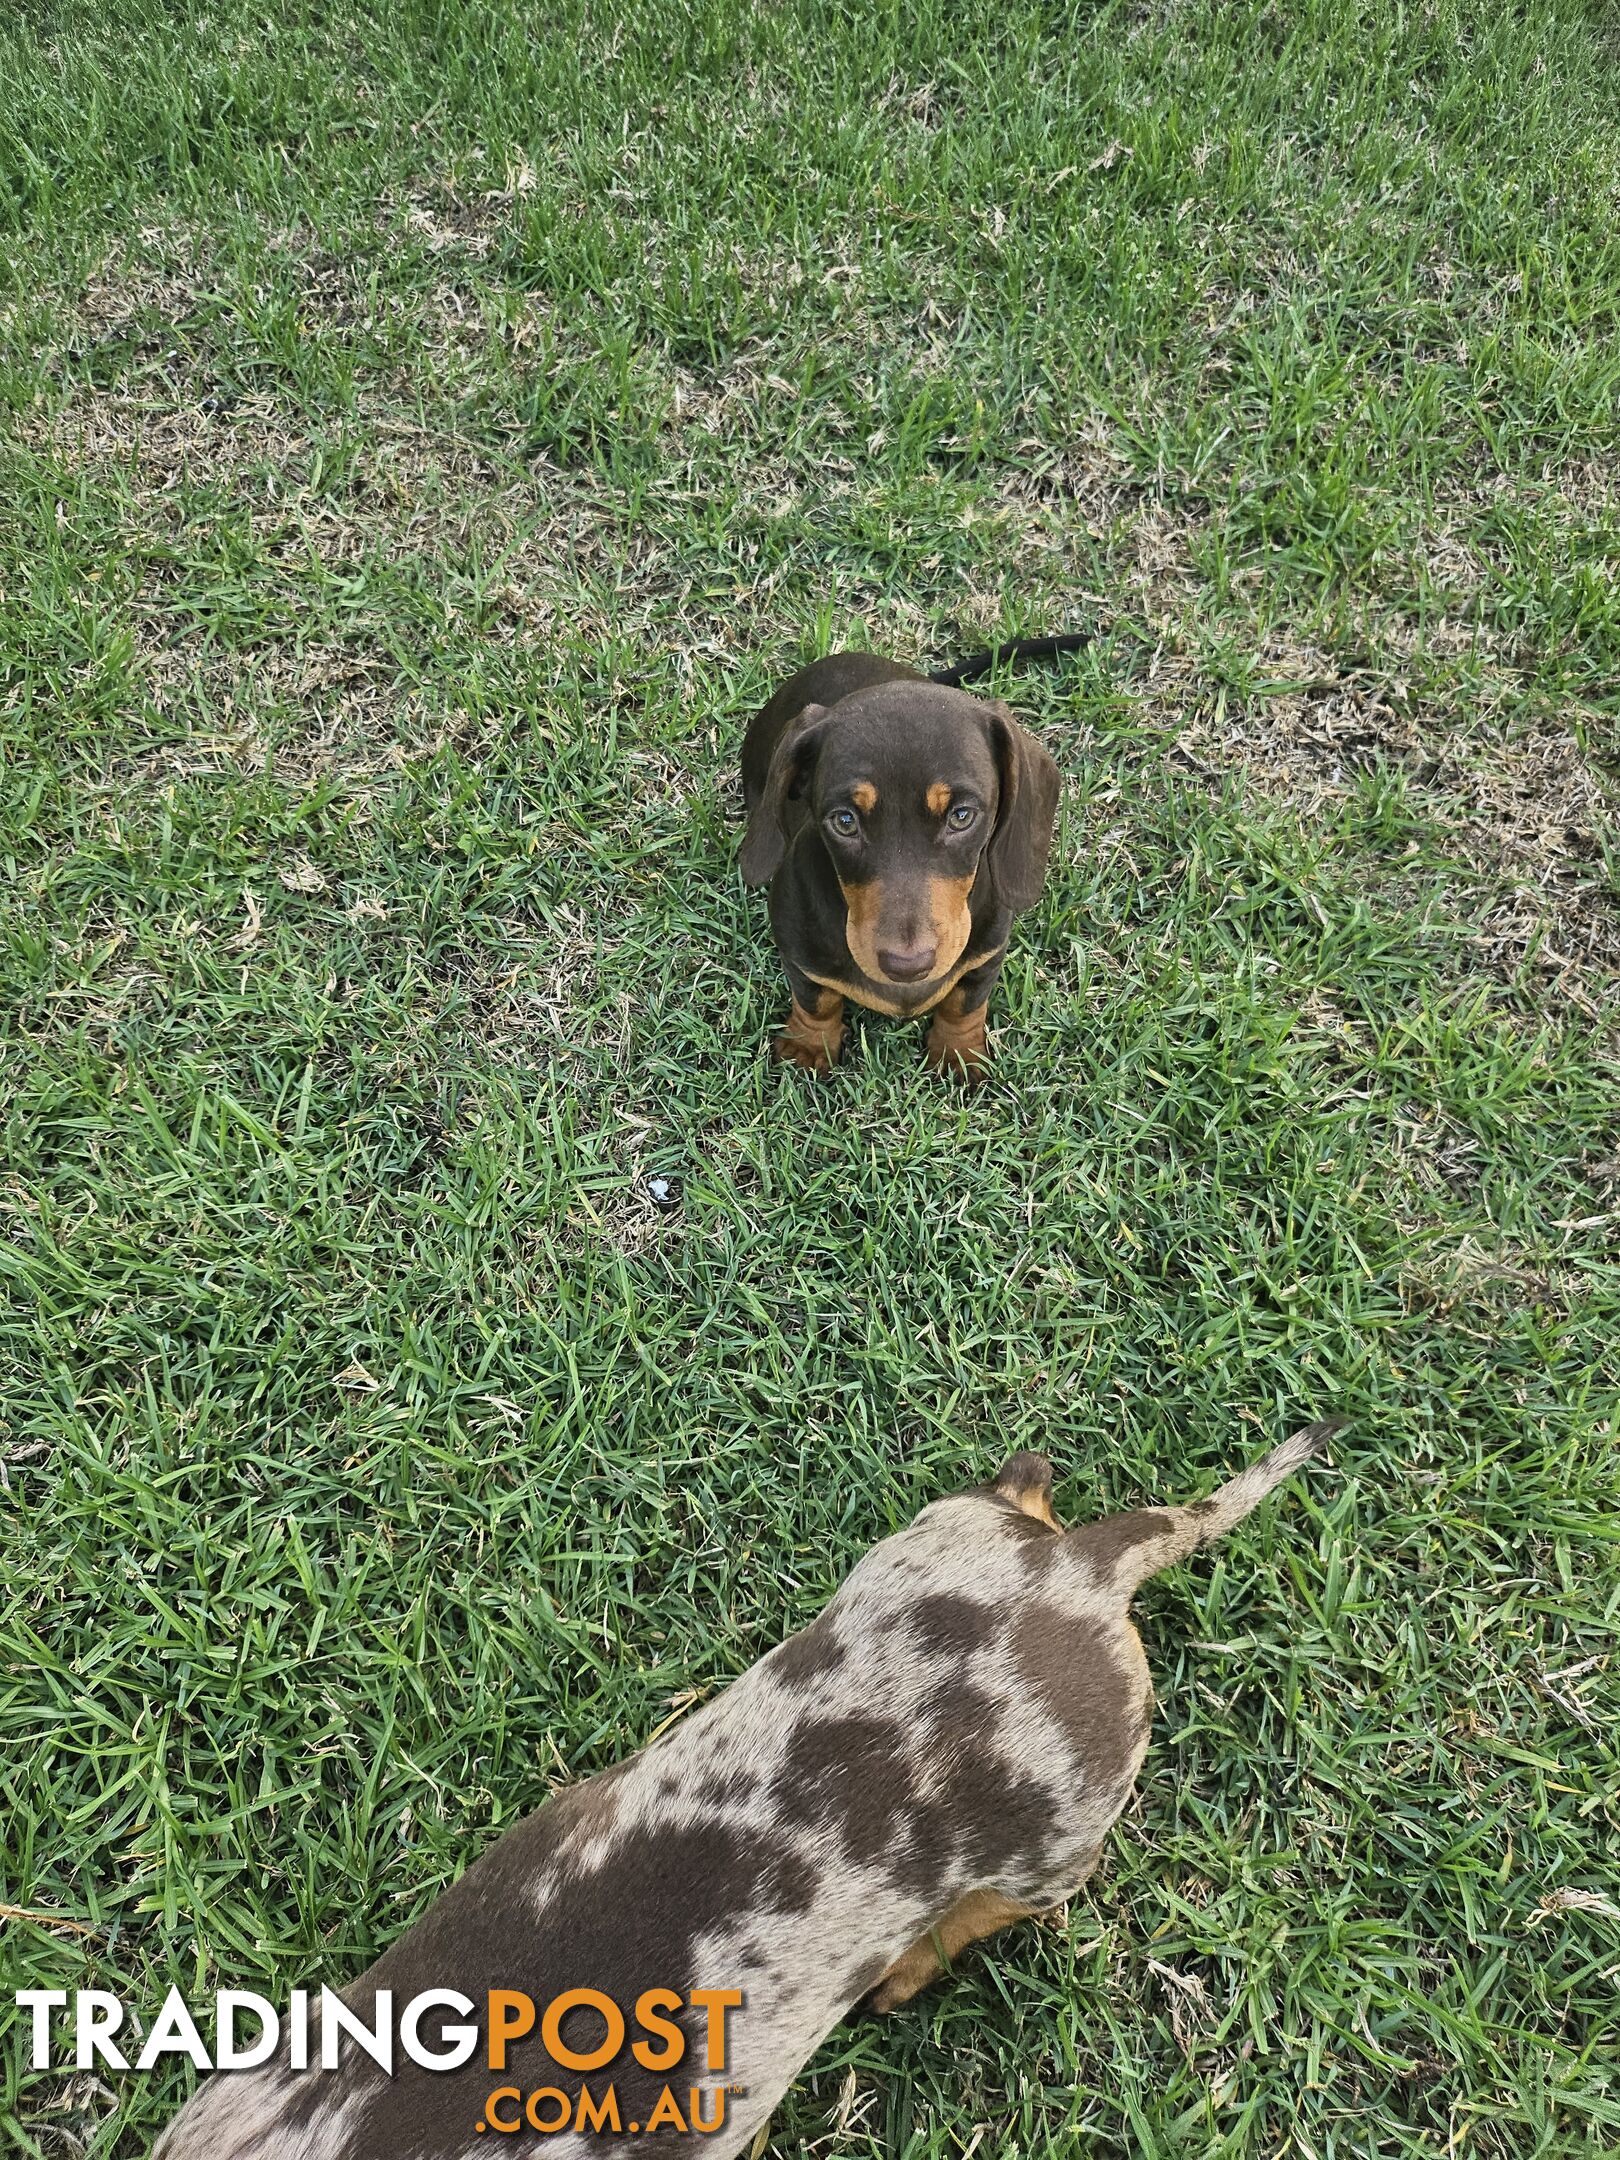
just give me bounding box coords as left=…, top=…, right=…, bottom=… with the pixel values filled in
left=773, top=994, right=844, bottom=1074
left=925, top=1025, right=989, bottom=1085
left=772, top=1028, right=839, bottom=1074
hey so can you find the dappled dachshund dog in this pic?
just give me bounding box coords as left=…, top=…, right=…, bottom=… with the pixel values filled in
left=157, top=1421, right=1340, bottom=2160
left=741, top=636, right=1087, bottom=1080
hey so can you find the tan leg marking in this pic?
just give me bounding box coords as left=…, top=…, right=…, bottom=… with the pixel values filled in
left=925, top=984, right=989, bottom=1083
left=868, top=1888, right=1031, bottom=2013
left=772, top=986, right=845, bottom=1074
left=871, top=1846, right=1107, bottom=2014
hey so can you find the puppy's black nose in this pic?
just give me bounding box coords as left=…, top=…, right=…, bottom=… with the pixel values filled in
left=877, top=945, right=937, bottom=981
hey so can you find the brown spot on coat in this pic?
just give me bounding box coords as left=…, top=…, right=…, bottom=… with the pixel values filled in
left=851, top=781, right=878, bottom=813
left=307, top=1800, right=814, bottom=2159
left=905, top=1593, right=997, bottom=1657
left=926, top=781, right=952, bottom=815
left=774, top=1713, right=917, bottom=1870
left=904, top=1681, right=1060, bottom=1890
left=699, top=1768, right=761, bottom=1807
left=772, top=1620, right=848, bottom=1684
left=1071, top=1510, right=1173, bottom=1576
left=1012, top=1607, right=1139, bottom=1799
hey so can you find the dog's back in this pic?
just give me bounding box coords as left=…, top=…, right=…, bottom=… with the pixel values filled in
left=157, top=1432, right=1332, bottom=2160
left=156, top=1490, right=1137, bottom=2160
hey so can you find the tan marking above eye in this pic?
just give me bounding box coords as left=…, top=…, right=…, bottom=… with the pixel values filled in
left=926, top=782, right=951, bottom=816
left=851, top=782, right=878, bottom=813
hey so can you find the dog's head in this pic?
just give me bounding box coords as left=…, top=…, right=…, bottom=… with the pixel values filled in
left=740, top=681, right=1061, bottom=989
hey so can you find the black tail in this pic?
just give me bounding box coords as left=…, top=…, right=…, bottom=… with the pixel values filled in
left=929, top=631, right=1093, bottom=688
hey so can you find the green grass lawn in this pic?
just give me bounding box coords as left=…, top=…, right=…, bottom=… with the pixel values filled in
left=2, top=0, right=1618, bottom=2153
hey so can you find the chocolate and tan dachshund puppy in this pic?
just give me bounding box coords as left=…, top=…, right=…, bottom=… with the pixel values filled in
left=156, top=1420, right=1340, bottom=2160
left=741, top=637, right=1087, bottom=1081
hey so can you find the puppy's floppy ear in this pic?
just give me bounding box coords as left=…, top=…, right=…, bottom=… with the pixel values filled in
left=740, top=703, right=828, bottom=886
left=992, top=1449, right=1060, bottom=1529
left=984, top=701, right=1061, bottom=913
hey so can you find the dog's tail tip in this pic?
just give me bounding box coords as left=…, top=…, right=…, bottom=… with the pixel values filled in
left=1246, top=1415, right=1348, bottom=1494
left=1285, top=1414, right=1350, bottom=1462
left=930, top=629, right=1093, bottom=687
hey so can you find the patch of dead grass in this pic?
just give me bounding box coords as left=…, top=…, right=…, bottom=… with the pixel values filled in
left=1169, top=623, right=1618, bottom=998
left=1398, top=1231, right=1593, bottom=1326
left=19, top=221, right=1620, bottom=999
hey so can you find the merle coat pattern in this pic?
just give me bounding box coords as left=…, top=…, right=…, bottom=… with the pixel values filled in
left=155, top=1424, right=1338, bottom=2160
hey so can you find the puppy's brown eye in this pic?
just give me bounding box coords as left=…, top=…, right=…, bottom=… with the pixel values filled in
left=947, top=803, right=977, bottom=830
left=828, top=809, right=859, bottom=837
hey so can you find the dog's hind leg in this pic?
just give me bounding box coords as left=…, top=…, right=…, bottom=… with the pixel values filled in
left=866, top=1844, right=1106, bottom=2013
left=867, top=1888, right=1031, bottom=2012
